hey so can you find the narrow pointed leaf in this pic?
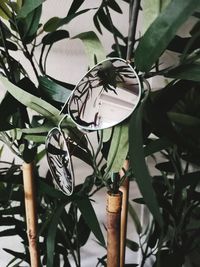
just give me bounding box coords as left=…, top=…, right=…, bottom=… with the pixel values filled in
left=129, top=97, right=163, bottom=228
left=47, top=204, right=66, bottom=267
left=0, top=76, right=59, bottom=120
left=142, top=0, right=171, bottom=33
left=17, top=0, right=43, bottom=18
left=3, top=248, right=27, bottom=262
left=75, top=197, right=105, bottom=246
left=128, top=202, right=142, bottom=234
left=135, top=0, right=200, bottom=72
left=23, top=5, right=42, bottom=43
left=0, top=2, right=12, bottom=19
left=39, top=76, right=71, bottom=103
left=106, top=123, right=129, bottom=173
left=166, top=63, right=200, bottom=82
left=107, top=1, right=122, bottom=13
left=67, top=0, right=84, bottom=15
left=168, top=112, right=200, bottom=127
left=144, top=137, right=173, bottom=157
left=42, top=30, right=69, bottom=45
left=126, top=239, right=139, bottom=252
left=43, top=9, right=91, bottom=32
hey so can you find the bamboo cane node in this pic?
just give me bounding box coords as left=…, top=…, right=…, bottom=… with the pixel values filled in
left=28, top=229, right=37, bottom=240
left=107, top=191, right=122, bottom=213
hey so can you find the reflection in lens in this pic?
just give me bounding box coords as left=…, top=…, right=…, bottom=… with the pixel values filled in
left=68, top=57, right=141, bottom=130
left=46, top=128, right=74, bottom=195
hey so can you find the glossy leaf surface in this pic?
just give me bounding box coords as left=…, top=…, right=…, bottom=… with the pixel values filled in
left=135, top=0, right=200, bottom=72
left=129, top=95, right=163, bottom=228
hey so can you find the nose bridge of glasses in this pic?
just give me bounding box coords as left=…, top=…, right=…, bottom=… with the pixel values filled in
left=58, top=113, right=70, bottom=129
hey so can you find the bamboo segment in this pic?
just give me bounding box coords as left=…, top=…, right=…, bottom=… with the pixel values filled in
left=107, top=191, right=122, bottom=267
left=22, top=162, right=39, bottom=267
left=119, top=160, right=129, bottom=267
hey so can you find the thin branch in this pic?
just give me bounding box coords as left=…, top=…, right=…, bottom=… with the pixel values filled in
left=22, top=42, right=40, bottom=80
left=126, top=0, right=141, bottom=61
left=0, top=19, right=15, bottom=81
left=104, top=2, right=122, bottom=58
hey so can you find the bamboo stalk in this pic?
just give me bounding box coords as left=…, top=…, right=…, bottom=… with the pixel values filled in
left=107, top=191, right=122, bottom=267
left=119, top=160, right=129, bottom=267
left=22, top=162, right=39, bottom=267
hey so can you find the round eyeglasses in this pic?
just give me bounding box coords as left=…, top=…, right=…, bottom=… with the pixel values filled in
left=46, top=57, right=142, bottom=195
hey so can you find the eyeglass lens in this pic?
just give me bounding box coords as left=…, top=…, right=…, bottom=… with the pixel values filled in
left=46, top=128, right=74, bottom=195
left=68, top=58, right=141, bottom=131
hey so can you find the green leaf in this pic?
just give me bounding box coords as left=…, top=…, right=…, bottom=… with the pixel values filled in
left=94, top=7, right=124, bottom=40
left=69, top=143, right=93, bottom=167
left=0, top=206, right=22, bottom=216
left=43, top=17, right=60, bottom=32
left=142, top=0, right=171, bottom=33
left=107, top=1, right=122, bottom=13
left=3, top=249, right=27, bottom=263
left=0, top=92, right=22, bottom=131
left=128, top=202, right=142, bottom=234
left=126, top=239, right=139, bottom=252
left=35, top=148, right=46, bottom=163
left=43, top=9, right=91, bottom=32
left=0, top=40, right=18, bottom=51
left=0, top=217, right=24, bottom=228
left=21, top=5, right=42, bottom=43
left=0, top=76, right=60, bottom=121
left=106, top=123, right=129, bottom=173
left=166, top=63, right=200, bottom=82
left=0, top=1, right=12, bottom=20
left=176, top=171, right=200, bottom=191
left=102, top=128, right=113, bottom=143
left=77, top=215, right=91, bottom=247
left=168, top=112, right=200, bottom=127
left=144, top=137, right=173, bottom=157
left=24, top=134, right=46, bottom=143
left=72, top=31, right=106, bottom=66
left=0, top=228, right=18, bottom=237
left=75, top=196, right=105, bottom=246
left=67, top=0, right=84, bottom=16
left=42, top=30, right=69, bottom=45
left=135, top=0, right=200, bottom=72
left=39, top=76, right=71, bottom=103
left=0, top=20, right=11, bottom=38
left=37, top=179, right=68, bottom=200
left=20, top=124, right=52, bottom=134
left=17, top=0, right=43, bottom=19
left=47, top=204, right=66, bottom=267
left=129, top=95, right=163, bottom=228
left=155, top=161, right=174, bottom=173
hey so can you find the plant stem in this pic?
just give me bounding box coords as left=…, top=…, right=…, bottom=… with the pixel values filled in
left=59, top=220, right=80, bottom=267
left=0, top=19, right=15, bottom=82
left=112, top=173, right=119, bottom=194
left=104, top=2, right=122, bottom=58
left=74, top=203, right=81, bottom=267
left=11, top=15, right=40, bottom=81
left=22, top=42, right=40, bottom=81
left=126, top=0, right=141, bottom=61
